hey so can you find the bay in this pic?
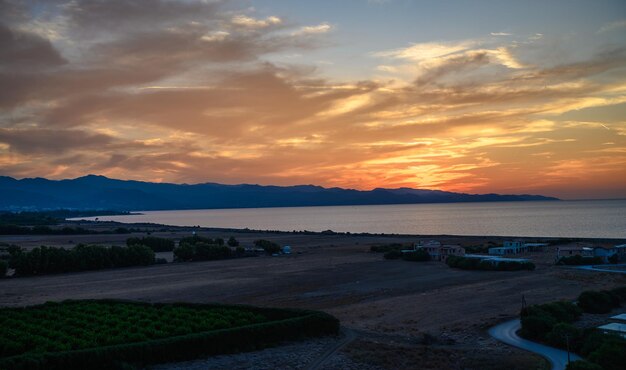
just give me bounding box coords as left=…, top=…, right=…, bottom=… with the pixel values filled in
left=76, top=199, right=626, bottom=239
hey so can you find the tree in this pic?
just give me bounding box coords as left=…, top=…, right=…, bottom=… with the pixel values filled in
left=0, top=260, right=7, bottom=277
left=254, top=240, right=281, bottom=254
left=173, top=243, right=195, bottom=262
left=566, top=360, right=603, bottom=370
left=227, top=237, right=239, bottom=247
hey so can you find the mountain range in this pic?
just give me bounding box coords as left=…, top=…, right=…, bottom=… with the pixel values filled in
left=0, top=175, right=558, bottom=211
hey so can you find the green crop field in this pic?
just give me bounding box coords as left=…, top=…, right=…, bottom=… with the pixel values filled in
left=0, top=300, right=340, bottom=370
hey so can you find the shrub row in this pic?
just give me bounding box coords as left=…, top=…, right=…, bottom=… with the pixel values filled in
left=370, top=243, right=406, bottom=253
left=8, top=245, right=154, bottom=276
left=557, top=255, right=605, bottom=266
left=578, top=290, right=623, bottom=314
left=179, top=235, right=224, bottom=246
left=520, top=287, right=626, bottom=370
left=520, top=301, right=582, bottom=340
left=0, top=300, right=340, bottom=370
left=383, top=249, right=430, bottom=262
left=0, top=259, right=7, bottom=277
left=173, top=242, right=233, bottom=262
left=126, top=236, right=175, bottom=252
left=254, top=239, right=281, bottom=254
left=446, top=255, right=535, bottom=271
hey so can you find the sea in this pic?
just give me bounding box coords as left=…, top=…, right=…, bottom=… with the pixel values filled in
left=74, top=199, right=626, bottom=239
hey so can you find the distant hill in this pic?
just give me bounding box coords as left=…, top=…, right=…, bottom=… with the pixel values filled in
left=0, top=175, right=559, bottom=211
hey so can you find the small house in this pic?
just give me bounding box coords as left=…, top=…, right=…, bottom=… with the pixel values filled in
left=489, top=241, right=529, bottom=255
left=414, top=242, right=464, bottom=262
left=556, top=246, right=594, bottom=258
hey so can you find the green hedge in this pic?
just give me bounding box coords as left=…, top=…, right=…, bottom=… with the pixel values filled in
left=447, top=255, right=535, bottom=271
left=520, top=287, right=626, bottom=370
left=0, top=259, right=7, bottom=277
left=0, top=300, right=339, bottom=370
left=567, top=360, right=604, bottom=370
left=126, top=236, right=174, bottom=252
left=173, top=242, right=232, bottom=262
left=254, top=240, right=281, bottom=254
left=8, top=245, right=155, bottom=276
left=370, top=243, right=405, bottom=253
left=577, top=290, right=621, bottom=314
left=520, top=301, right=582, bottom=340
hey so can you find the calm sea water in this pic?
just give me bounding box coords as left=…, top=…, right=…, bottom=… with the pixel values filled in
left=77, top=200, right=626, bottom=239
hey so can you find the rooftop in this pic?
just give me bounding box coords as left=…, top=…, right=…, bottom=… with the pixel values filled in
left=610, top=313, right=626, bottom=322
left=597, top=323, right=626, bottom=335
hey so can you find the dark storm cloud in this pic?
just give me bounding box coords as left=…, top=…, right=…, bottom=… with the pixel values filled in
left=0, top=128, right=113, bottom=154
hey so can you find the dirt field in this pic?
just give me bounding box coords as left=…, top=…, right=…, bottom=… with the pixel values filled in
left=1, top=228, right=624, bottom=369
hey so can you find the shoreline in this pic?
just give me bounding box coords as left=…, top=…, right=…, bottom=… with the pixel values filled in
left=62, top=219, right=626, bottom=244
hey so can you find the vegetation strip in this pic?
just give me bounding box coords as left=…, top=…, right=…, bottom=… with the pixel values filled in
left=519, top=287, right=626, bottom=370
left=0, top=300, right=339, bottom=370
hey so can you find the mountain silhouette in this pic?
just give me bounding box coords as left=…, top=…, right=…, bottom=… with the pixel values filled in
left=0, top=175, right=558, bottom=211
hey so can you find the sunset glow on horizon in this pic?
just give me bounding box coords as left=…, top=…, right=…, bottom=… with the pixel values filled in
left=1, top=0, right=626, bottom=199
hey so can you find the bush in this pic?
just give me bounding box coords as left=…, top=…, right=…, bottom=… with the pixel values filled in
left=520, top=313, right=557, bottom=340
left=520, top=301, right=580, bottom=340
left=541, top=301, right=582, bottom=323
left=173, top=242, right=231, bottom=262
left=447, top=256, right=534, bottom=271
left=173, top=243, right=195, bottom=262
left=383, top=250, right=403, bottom=260
left=545, top=323, right=583, bottom=352
left=609, top=286, right=626, bottom=302
left=578, top=291, right=619, bottom=314
left=586, top=334, right=626, bottom=370
left=254, top=240, right=281, bottom=254
left=227, top=237, right=239, bottom=247
left=9, top=244, right=155, bottom=276
left=126, top=237, right=174, bottom=252
left=370, top=244, right=405, bottom=253
left=401, top=250, right=430, bottom=262
left=566, top=360, right=603, bottom=370
left=0, top=259, right=7, bottom=277
left=179, top=235, right=215, bottom=246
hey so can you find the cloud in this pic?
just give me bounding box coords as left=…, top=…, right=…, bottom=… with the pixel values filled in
left=0, top=0, right=625, bottom=198
left=0, top=128, right=113, bottom=154
left=374, top=40, right=477, bottom=61
left=491, top=32, right=512, bottom=36
left=0, top=23, right=66, bottom=69
left=292, top=22, right=332, bottom=36
left=231, top=15, right=282, bottom=28
left=598, top=20, right=626, bottom=34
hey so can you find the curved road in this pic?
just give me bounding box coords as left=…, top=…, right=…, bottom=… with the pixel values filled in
left=489, top=319, right=581, bottom=370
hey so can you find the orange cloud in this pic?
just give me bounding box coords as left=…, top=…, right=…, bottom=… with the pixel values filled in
left=0, top=0, right=625, bottom=199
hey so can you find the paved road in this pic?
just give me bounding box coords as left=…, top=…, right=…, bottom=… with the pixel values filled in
left=489, top=319, right=581, bottom=370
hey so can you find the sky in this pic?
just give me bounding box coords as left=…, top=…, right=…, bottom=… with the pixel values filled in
left=0, top=0, right=625, bottom=199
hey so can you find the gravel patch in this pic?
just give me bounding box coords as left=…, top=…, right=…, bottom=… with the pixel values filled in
left=151, top=336, right=340, bottom=370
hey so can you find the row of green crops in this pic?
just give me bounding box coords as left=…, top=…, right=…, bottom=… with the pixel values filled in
left=0, top=300, right=340, bottom=370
